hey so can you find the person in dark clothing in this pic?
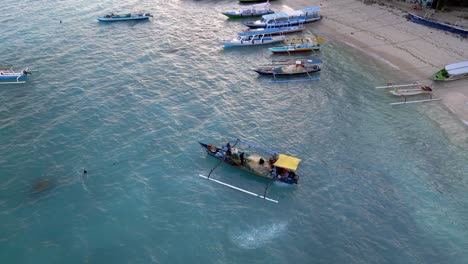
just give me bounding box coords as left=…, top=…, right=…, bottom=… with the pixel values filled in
left=239, top=152, right=245, bottom=165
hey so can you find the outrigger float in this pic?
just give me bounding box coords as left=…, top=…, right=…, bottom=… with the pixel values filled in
left=244, top=6, right=321, bottom=28
left=269, top=36, right=323, bottom=54
left=375, top=82, right=442, bottom=105
left=199, top=138, right=302, bottom=203
left=222, top=1, right=274, bottom=18
left=254, top=57, right=322, bottom=83
left=97, top=12, right=153, bottom=22
left=221, top=28, right=285, bottom=47
left=0, top=66, right=32, bottom=84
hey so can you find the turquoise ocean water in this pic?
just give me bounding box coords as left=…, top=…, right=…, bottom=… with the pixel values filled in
left=1, top=0, right=467, bottom=263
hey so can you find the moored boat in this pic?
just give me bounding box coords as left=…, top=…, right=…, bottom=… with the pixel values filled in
left=407, top=12, right=468, bottom=36
left=244, top=6, right=321, bottom=28
left=221, top=29, right=286, bottom=47
left=239, top=25, right=305, bottom=36
left=254, top=57, right=322, bottom=76
left=0, top=66, right=32, bottom=84
left=375, top=82, right=442, bottom=105
left=431, top=60, right=468, bottom=81
left=269, top=36, right=323, bottom=54
left=97, top=12, right=153, bottom=22
left=222, top=1, right=274, bottom=18
left=199, top=138, right=301, bottom=185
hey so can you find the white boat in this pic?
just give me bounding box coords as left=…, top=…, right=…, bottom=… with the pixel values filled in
left=244, top=6, right=321, bottom=28
left=431, top=60, right=468, bottom=81
left=221, top=30, right=285, bottom=47
left=222, top=1, right=274, bottom=18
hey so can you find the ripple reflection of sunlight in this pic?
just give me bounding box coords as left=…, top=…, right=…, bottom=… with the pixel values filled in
left=230, top=222, right=288, bottom=249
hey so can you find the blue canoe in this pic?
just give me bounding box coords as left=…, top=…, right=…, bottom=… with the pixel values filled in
left=407, top=12, right=468, bottom=36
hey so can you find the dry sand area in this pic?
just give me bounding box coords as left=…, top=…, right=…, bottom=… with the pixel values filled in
left=284, top=0, right=468, bottom=138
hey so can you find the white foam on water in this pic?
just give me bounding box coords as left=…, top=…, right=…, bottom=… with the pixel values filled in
left=230, top=222, right=288, bottom=249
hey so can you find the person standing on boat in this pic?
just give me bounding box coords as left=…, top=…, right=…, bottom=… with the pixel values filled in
left=222, top=142, right=232, bottom=156
left=239, top=152, right=245, bottom=165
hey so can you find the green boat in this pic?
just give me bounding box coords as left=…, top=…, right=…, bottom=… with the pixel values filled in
left=431, top=60, right=468, bottom=81
left=222, top=2, right=273, bottom=18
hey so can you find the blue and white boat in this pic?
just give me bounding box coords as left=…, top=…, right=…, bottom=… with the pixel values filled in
left=97, top=12, right=153, bottom=22
left=221, top=28, right=286, bottom=47
left=407, top=12, right=468, bottom=36
left=0, top=66, right=31, bottom=84
left=244, top=6, right=321, bottom=28
left=239, top=25, right=305, bottom=36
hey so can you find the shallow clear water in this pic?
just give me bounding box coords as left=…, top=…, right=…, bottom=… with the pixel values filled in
left=1, top=1, right=467, bottom=263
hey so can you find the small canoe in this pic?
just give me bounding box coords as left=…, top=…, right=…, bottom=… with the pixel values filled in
left=97, top=12, right=153, bottom=22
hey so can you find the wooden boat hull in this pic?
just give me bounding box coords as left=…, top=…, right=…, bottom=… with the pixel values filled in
left=222, top=10, right=274, bottom=19
left=199, top=142, right=297, bottom=184
left=221, top=35, right=285, bottom=47
left=269, top=46, right=321, bottom=54
left=97, top=13, right=152, bottom=22
left=407, top=13, right=468, bottom=36
left=244, top=16, right=322, bottom=28
left=254, top=65, right=321, bottom=76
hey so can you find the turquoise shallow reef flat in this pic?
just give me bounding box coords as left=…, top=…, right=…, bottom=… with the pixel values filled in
left=1, top=0, right=468, bottom=263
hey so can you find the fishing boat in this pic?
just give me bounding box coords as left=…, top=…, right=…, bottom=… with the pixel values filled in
left=222, top=1, right=274, bottom=18
left=407, top=13, right=468, bottom=36
left=244, top=6, right=321, bottom=28
left=221, top=29, right=285, bottom=47
left=0, top=66, right=32, bottom=84
left=199, top=138, right=301, bottom=187
left=254, top=57, right=321, bottom=77
left=239, top=0, right=270, bottom=3
left=239, top=25, right=305, bottom=36
left=269, top=36, right=323, bottom=54
left=375, top=82, right=442, bottom=105
left=97, top=12, right=153, bottom=22
left=431, top=60, right=468, bottom=81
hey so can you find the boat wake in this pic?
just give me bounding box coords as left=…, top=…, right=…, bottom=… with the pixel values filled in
left=230, top=221, right=288, bottom=249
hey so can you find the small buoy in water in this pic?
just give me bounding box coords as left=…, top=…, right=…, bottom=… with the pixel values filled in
left=59, top=20, right=62, bottom=23
left=83, top=170, right=87, bottom=174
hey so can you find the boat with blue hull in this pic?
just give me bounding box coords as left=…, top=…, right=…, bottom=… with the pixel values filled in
left=244, top=6, right=321, bottom=28
left=199, top=138, right=301, bottom=185
left=254, top=57, right=322, bottom=76
left=221, top=28, right=285, bottom=47
left=0, top=67, right=31, bottom=84
left=97, top=12, right=153, bottom=22
left=407, top=12, right=468, bottom=36
left=240, top=25, right=305, bottom=35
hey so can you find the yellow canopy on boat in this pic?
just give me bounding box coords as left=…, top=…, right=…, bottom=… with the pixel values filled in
left=273, top=154, right=301, bottom=171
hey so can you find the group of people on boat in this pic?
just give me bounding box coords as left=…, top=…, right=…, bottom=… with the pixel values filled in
left=218, top=142, right=298, bottom=182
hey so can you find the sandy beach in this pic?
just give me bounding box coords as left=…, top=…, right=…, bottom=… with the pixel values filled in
left=285, top=0, right=468, bottom=129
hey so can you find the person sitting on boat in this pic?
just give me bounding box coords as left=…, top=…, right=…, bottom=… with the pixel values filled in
left=222, top=142, right=232, bottom=156
left=239, top=152, right=245, bottom=165
left=259, top=158, right=265, bottom=165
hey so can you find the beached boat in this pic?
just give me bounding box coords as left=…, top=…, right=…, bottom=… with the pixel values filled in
left=269, top=36, right=323, bottom=54
left=0, top=66, right=32, bottom=84
left=431, top=60, right=468, bottom=81
left=375, top=82, right=442, bottom=105
left=254, top=57, right=321, bottom=76
left=222, top=2, right=274, bottom=18
left=97, top=12, right=153, bottom=22
left=221, top=29, right=285, bottom=47
left=407, top=12, right=468, bottom=36
left=199, top=138, right=301, bottom=185
left=244, top=6, right=321, bottom=28
left=239, top=25, right=305, bottom=36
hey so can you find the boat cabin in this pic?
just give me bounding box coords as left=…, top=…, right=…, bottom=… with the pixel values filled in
left=432, top=60, right=468, bottom=81
left=245, top=6, right=321, bottom=28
